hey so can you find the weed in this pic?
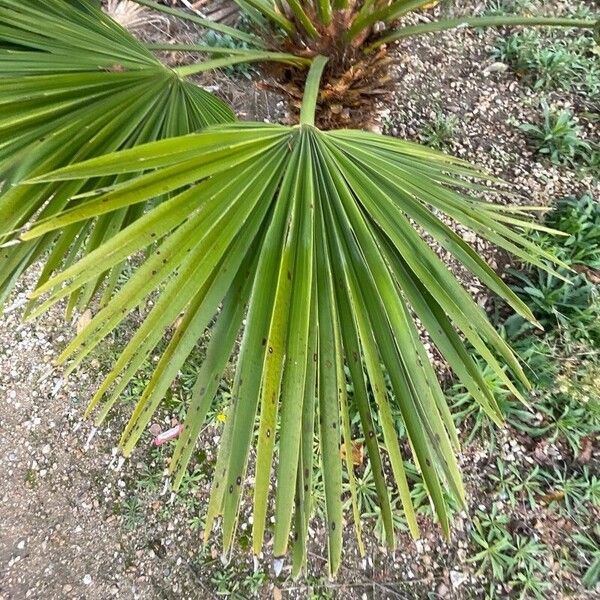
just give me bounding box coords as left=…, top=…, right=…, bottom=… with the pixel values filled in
left=545, top=196, right=600, bottom=269
left=368, top=495, right=409, bottom=542
left=24, top=468, right=37, bottom=488
left=420, top=112, right=459, bottom=150
left=136, top=464, right=163, bottom=492
left=509, top=264, right=598, bottom=339
left=468, top=506, right=550, bottom=599
left=581, top=467, right=600, bottom=508
left=458, top=194, right=600, bottom=597
left=450, top=359, right=536, bottom=449
left=531, top=390, right=595, bottom=454
left=493, top=28, right=600, bottom=96
left=574, top=525, right=600, bottom=589
left=484, top=0, right=538, bottom=16
left=345, top=462, right=380, bottom=515
left=490, top=460, right=543, bottom=510
left=120, top=495, right=144, bottom=530
left=504, top=195, right=600, bottom=347
left=408, top=466, right=462, bottom=519
left=188, top=513, right=205, bottom=531
left=468, top=510, right=514, bottom=580
left=243, top=570, right=268, bottom=596
left=539, top=467, right=588, bottom=517
left=306, top=575, right=335, bottom=600
left=509, top=568, right=551, bottom=600
left=510, top=335, right=559, bottom=389
left=519, top=103, right=591, bottom=166
left=200, top=30, right=257, bottom=79
left=211, top=567, right=241, bottom=597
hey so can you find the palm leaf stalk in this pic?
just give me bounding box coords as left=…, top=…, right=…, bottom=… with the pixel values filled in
left=14, top=48, right=571, bottom=575
left=371, top=14, right=600, bottom=48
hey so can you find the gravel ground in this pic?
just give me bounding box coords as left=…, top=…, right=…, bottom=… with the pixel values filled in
left=1, top=1, right=599, bottom=599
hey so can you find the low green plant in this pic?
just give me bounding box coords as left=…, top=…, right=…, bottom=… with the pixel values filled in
left=244, top=570, right=269, bottom=596
left=574, top=525, right=600, bottom=589
left=201, top=30, right=258, bottom=79
left=306, top=576, right=335, bottom=600
left=468, top=507, right=514, bottom=578
left=470, top=521, right=514, bottom=583
left=508, top=264, right=598, bottom=337
left=581, top=467, right=600, bottom=509
left=493, top=29, right=600, bottom=95
left=468, top=507, right=549, bottom=599
left=539, top=467, right=588, bottom=517
left=120, top=495, right=144, bottom=530
left=368, top=495, right=410, bottom=542
left=407, top=463, right=462, bottom=519
left=519, top=103, right=592, bottom=166
left=505, top=195, right=600, bottom=346
left=211, top=567, right=242, bottom=597
left=485, top=0, right=537, bottom=16
left=508, top=557, right=551, bottom=600
left=136, top=464, right=163, bottom=492
left=490, top=460, right=543, bottom=510
left=347, top=462, right=379, bottom=516
left=453, top=196, right=600, bottom=461
left=510, top=335, right=559, bottom=388
left=420, top=112, right=458, bottom=150
left=532, top=390, right=596, bottom=454
left=545, top=196, right=600, bottom=268
left=452, top=340, right=599, bottom=455
left=450, top=360, right=536, bottom=448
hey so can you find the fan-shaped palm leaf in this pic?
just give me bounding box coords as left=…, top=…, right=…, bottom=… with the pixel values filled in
left=15, top=56, right=565, bottom=576
left=0, top=0, right=234, bottom=309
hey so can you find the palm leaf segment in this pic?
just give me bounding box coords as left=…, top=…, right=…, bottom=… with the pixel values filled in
left=23, top=57, right=564, bottom=574
left=0, top=0, right=233, bottom=308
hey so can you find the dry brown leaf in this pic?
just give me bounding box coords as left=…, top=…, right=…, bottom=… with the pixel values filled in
left=76, top=309, right=92, bottom=335
left=573, top=264, right=600, bottom=284
left=340, top=440, right=364, bottom=466
left=576, top=436, right=593, bottom=464
left=540, top=490, right=565, bottom=504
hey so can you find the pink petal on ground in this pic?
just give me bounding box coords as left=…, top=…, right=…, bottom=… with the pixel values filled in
left=152, top=423, right=184, bottom=446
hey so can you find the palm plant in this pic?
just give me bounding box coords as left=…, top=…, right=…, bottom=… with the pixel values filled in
left=0, top=0, right=235, bottom=308
left=1, top=0, right=598, bottom=577
left=138, top=0, right=598, bottom=119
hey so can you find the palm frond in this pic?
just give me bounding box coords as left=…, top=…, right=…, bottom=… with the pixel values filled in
left=105, top=0, right=165, bottom=32
left=0, top=0, right=234, bottom=309
left=19, top=105, right=559, bottom=572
